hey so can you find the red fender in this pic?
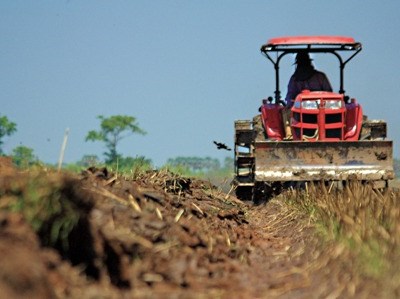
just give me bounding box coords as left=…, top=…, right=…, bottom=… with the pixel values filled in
left=260, top=101, right=284, bottom=140
left=344, top=99, right=363, bottom=140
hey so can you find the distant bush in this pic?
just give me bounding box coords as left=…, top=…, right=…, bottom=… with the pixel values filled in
left=166, top=156, right=221, bottom=173
left=11, top=145, right=39, bottom=169
left=394, top=159, right=400, bottom=178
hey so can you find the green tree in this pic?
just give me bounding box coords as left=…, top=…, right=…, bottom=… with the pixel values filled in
left=12, top=145, right=37, bottom=168
left=85, top=115, right=146, bottom=164
left=0, top=115, right=17, bottom=155
left=77, top=154, right=101, bottom=167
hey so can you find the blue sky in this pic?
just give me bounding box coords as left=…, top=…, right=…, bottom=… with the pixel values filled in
left=1, top=1, right=399, bottom=167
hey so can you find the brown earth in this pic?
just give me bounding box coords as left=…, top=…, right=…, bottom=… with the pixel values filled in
left=0, top=161, right=378, bottom=298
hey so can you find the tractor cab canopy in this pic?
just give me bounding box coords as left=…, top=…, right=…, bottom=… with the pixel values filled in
left=260, top=36, right=362, bottom=103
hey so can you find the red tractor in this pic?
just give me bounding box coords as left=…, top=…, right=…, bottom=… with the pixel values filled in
left=234, top=36, right=394, bottom=201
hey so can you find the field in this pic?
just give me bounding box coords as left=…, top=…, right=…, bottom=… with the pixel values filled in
left=0, top=158, right=399, bottom=298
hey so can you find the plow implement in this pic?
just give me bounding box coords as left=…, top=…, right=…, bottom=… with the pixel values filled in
left=234, top=120, right=394, bottom=200
left=253, top=140, right=393, bottom=183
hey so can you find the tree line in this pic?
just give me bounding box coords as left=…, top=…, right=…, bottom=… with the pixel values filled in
left=0, top=114, right=233, bottom=174
left=166, top=156, right=232, bottom=173
left=1, top=113, right=398, bottom=178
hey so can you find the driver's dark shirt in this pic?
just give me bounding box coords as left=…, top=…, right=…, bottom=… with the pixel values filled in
left=285, top=70, right=332, bottom=107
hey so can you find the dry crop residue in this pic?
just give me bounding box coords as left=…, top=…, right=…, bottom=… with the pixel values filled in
left=0, top=165, right=365, bottom=298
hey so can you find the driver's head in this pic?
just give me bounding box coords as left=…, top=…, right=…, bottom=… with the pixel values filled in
left=295, top=51, right=313, bottom=66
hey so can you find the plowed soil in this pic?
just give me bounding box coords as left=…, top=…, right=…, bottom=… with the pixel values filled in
left=0, top=159, right=375, bottom=298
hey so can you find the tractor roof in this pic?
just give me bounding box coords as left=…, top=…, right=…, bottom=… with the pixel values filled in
left=261, top=36, right=361, bottom=53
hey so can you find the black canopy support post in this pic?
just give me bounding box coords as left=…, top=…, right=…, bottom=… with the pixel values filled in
left=333, top=46, right=362, bottom=94
left=330, top=51, right=345, bottom=94
left=341, top=47, right=362, bottom=94
left=343, top=47, right=362, bottom=65
left=274, top=52, right=291, bottom=104
left=262, top=51, right=281, bottom=104
left=274, top=62, right=281, bottom=104
left=339, top=63, right=345, bottom=94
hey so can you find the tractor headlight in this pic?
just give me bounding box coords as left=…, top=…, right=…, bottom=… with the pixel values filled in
left=300, top=99, right=342, bottom=109
left=325, top=100, right=342, bottom=109
left=301, top=100, right=320, bottom=109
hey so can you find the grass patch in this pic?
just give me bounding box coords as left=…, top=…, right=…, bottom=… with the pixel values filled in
left=283, top=181, right=400, bottom=296
left=0, top=170, right=92, bottom=249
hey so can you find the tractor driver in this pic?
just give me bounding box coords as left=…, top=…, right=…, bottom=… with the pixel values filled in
left=285, top=51, right=332, bottom=108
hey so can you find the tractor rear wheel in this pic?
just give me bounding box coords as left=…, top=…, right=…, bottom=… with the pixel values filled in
left=235, top=186, right=253, bottom=201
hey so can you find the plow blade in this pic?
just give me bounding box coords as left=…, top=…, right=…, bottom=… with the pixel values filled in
left=254, top=140, right=394, bottom=182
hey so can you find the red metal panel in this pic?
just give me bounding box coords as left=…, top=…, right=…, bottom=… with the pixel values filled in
left=290, top=91, right=346, bottom=141
left=344, top=101, right=363, bottom=140
left=261, top=103, right=284, bottom=140
left=266, top=36, right=356, bottom=46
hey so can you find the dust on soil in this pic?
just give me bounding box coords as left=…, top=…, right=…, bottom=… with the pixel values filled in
left=0, top=161, right=375, bottom=298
